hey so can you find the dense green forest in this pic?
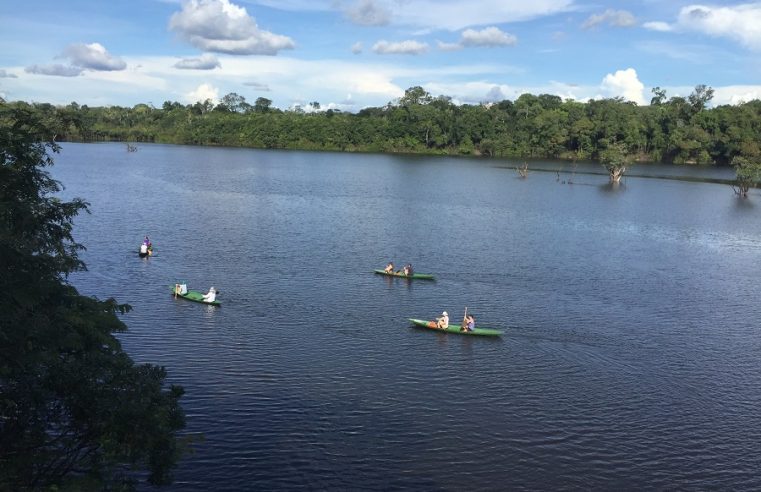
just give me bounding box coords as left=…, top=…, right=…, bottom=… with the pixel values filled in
left=4, top=84, right=761, bottom=172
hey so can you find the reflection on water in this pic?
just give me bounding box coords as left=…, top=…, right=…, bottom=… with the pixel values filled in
left=54, top=143, right=761, bottom=490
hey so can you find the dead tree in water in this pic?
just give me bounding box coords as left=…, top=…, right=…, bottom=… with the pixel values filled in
left=599, top=140, right=632, bottom=184
left=517, top=162, right=528, bottom=178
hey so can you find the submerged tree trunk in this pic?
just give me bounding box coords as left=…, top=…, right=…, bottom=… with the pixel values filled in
left=609, top=166, right=626, bottom=183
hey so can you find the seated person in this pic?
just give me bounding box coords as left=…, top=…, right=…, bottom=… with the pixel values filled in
left=462, top=314, right=475, bottom=332
left=436, top=311, right=449, bottom=329
left=384, top=262, right=395, bottom=273
left=202, top=286, right=217, bottom=303
left=402, top=264, right=413, bottom=276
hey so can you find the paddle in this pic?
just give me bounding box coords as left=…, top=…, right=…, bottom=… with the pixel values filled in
left=462, top=307, right=468, bottom=331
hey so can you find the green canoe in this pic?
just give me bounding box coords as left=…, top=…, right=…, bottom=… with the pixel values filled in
left=169, top=285, right=221, bottom=306
left=374, top=269, right=435, bottom=280
left=408, top=318, right=502, bottom=337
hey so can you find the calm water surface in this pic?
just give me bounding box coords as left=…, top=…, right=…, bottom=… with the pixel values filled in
left=53, top=143, right=761, bottom=490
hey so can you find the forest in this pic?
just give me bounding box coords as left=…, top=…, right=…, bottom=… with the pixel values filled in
left=3, top=84, right=761, bottom=188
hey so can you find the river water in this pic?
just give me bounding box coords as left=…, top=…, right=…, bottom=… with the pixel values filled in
left=53, top=143, right=761, bottom=490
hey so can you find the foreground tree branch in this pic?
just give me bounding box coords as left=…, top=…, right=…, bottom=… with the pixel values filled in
left=0, top=102, right=187, bottom=490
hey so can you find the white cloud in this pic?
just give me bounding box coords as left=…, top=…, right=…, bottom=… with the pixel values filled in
left=600, top=68, right=645, bottom=104
left=424, top=81, right=514, bottom=104
left=186, top=82, right=219, bottom=103
left=460, top=27, right=517, bottom=47
left=345, top=0, right=391, bottom=26
left=0, top=69, right=18, bottom=78
left=351, top=42, right=363, bottom=54
left=23, top=42, right=125, bottom=77
left=642, top=21, right=672, bottom=32
left=712, top=85, right=761, bottom=105
left=25, top=64, right=83, bottom=77
left=174, top=54, right=221, bottom=69
left=582, top=9, right=636, bottom=29
left=372, top=40, right=428, bottom=55
left=169, top=0, right=295, bottom=55
left=437, top=27, right=517, bottom=51
left=436, top=40, right=463, bottom=51
left=676, top=4, right=761, bottom=50
left=62, top=42, right=126, bottom=71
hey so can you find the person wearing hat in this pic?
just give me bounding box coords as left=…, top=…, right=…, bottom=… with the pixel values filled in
left=436, top=311, right=449, bottom=329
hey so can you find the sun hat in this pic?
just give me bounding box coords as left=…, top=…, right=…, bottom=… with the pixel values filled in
left=442, top=311, right=448, bottom=316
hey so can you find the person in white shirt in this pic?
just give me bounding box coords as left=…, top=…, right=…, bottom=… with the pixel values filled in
left=202, top=287, right=217, bottom=303
left=436, top=311, right=449, bottom=329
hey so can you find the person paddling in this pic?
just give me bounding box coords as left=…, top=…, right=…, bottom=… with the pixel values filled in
left=436, top=311, right=449, bottom=329
left=202, top=286, right=217, bottom=303
left=461, top=308, right=475, bottom=332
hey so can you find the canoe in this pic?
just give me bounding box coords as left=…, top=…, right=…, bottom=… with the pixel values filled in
left=408, top=318, right=502, bottom=337
left=374, top=270, right=435, bottom=280
left=168, top=285, right=221, bottom=306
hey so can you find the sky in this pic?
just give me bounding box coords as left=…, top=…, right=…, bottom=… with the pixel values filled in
left=1, top=0, right=760, bottom=111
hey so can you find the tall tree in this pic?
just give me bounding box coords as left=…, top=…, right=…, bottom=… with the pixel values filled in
left=399, top=86, right=432, bottom=107
left=254, top=97, right=273, bottom=113
left=0, top=103, right=186, bottom=489
left=688, top=84, right=714, bottom=114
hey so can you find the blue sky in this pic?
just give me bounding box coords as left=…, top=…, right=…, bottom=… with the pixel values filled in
left=1, top=0, right=760, bottom=111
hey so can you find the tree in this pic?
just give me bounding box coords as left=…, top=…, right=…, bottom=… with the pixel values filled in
left=650, top=86, right=667, bottom=106
left=218, top=92, right=250, bottom=113
left=599, top=139, right=633, bottom=184
left=254, top=97, right=272, bottom=113
left=731, top=154, right=761, bottom=198
left=399, top=86, right=432, bottom=106
left=0, top=103, right=186, bottom=489
left=688, top=84, right=714, bottom=113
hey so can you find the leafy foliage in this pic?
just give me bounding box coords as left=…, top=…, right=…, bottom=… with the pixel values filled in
left=0, top=102, right=186, bottom=489
left=4, top=85, right=761, bottom=168
left=732, top=155, right=761, bottom=197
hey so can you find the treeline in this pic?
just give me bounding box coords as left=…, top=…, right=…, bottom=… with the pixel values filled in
left=6, top=84, right=761, bottom=166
